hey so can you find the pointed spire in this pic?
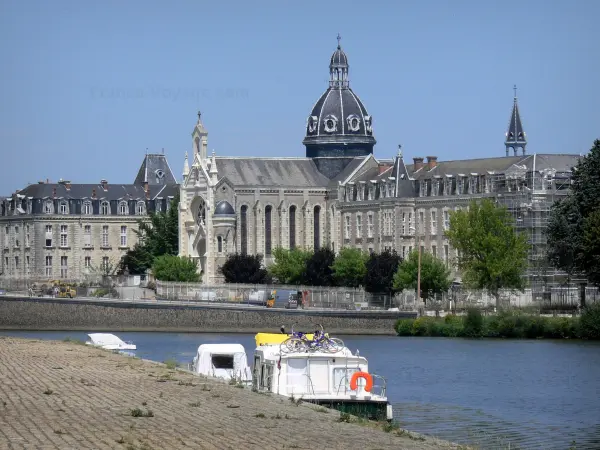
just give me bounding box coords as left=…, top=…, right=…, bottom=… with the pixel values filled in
left=209, top=150, right=218, bottom=183
left=397, top=144, right=403, bottom=158
left=183, top=152, right=189, bottom=178
left=505, top=85, right=527, bottom=157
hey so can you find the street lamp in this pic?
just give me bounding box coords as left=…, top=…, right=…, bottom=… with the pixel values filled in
left=409, top=225, right=422, bottom=303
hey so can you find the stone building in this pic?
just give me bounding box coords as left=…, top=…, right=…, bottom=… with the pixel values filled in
left=178, top=38, right=581, bottom=285
left=0, top=154, right=178, bottom=283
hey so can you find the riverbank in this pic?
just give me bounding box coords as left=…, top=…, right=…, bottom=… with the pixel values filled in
left=0, top=296, right=415, bottom=335
left=395, top=305, right=600, bottom=339
left=0, top=337, right=461, bottom=450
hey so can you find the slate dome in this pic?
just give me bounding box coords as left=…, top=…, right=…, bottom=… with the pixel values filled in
left=214, top=200, right=235, bottom=215
left=303, top=36, right=376, bottom=159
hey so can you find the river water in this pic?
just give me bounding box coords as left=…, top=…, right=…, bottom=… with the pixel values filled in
left=2, top=330, right=599, bottom=450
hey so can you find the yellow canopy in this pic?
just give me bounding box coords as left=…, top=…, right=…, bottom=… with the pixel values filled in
left=254, top=332, right=327, bottom=347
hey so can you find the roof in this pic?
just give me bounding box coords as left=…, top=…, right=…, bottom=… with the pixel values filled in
left=214, top=200, right=235, bottom=215
left=215, top=157, right=330, bottom=187
left=15, top=182, right=179, bottom=201
left=196, top=344, right=247, bottom=355
left=505, top=96, right=527, bottom=145
left=134, top=154, right=177, bottom=186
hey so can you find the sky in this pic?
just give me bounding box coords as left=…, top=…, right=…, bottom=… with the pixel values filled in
left=1, top=0, right=598, bottom=194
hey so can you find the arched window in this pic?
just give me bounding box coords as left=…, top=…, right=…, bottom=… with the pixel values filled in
left=196, top=198, right=206, bottom=225
left=44, top=200, right=53, bottom=214
left=82, top=201, right=92, bottom=215
left=59, top=201, right=68, bottom=215
left=136, top=201, right=145, bottom=215
left=289, top=205, right=296, bottom=249
left=217, top=236, right=223, bottom=253
left=313, top=205, right=321, bottom=250
left=100, top=201, right=110, bottom=215
left=265, top=205, right=272, bottom=256
left=240, top=205, right=248, bottom=255
left=118, top=201, right=128, bottom=215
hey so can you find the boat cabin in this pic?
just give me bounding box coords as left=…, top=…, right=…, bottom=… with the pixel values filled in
left=191, top=344, right=252, bottom=383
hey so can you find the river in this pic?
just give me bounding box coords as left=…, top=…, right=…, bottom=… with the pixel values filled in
left=1, top=330, right=599, bottom=450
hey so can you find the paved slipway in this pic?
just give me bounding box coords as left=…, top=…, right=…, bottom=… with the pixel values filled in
left=0, top=338, right=464, bottom=450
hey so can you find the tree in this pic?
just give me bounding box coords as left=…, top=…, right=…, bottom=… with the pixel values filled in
left=364, top=249, right=402, bottom=295
left=393, top=250, right=452, bottom=303
left=152, top=255, right=201, bottom=282
left=119, top=194, right=180, bottom=275
left=582, top=210, right=600, bottom=286
left=268, top=247, right=311, bottom=284
left=219, top=253, right=270, bottom=284
left=303, top=247, right=335, bottom=286
left=546, top=140, right=600, bottom=286
left=446, top=198, right=529, bottom=306
left=331, top=247, right=368, bottom=288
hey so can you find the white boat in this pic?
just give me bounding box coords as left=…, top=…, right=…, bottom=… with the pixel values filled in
left=85, top=333, right=137, bottom=352
left=252, top=329, right=393, bottom=421
left=190, top=343, right=252, bottom=384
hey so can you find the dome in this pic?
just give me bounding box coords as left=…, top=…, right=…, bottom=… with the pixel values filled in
left=214, top=200, right=235, bottom=216
left=303, top=37, right=376, bottom=159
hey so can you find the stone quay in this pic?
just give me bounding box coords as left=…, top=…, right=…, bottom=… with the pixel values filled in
left=0, top=337, right=461, bottom=450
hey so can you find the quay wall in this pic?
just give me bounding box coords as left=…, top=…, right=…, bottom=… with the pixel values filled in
left=0, top=297, right=416, bottom=334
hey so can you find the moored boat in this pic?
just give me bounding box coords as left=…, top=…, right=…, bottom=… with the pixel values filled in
left=190, top=343, right=252, bottom=384
left=252, top=325, right=393, bottom=421
left=85, top=333, right=136, bottom=355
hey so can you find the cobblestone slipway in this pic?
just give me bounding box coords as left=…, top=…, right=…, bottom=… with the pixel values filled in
left=0, top=337, right=460, bottom=450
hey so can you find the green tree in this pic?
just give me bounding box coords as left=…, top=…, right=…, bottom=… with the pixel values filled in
left=331, top=247, right=368, bottom=288
left=446, top=198, right=529, bottom=306
left=119, top=194, right=180, bottom=275
left=393, top=250, right=452, bottom=303
left=303, top=247, right=335, bottom=286
left=219, top=253, right=271, bottom=284
left=152, top=255, right=201, bottom=282
left=364, top=249, right=402, bottom=295
left=546, top=139, right=600, bottom=286
left=268, top=247, right=311, bottom=284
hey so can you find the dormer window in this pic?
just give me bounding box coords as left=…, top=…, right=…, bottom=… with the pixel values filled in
left=82, top=201, right=92, bottom=215
left=155, top=169, right=165, bottom=184
left=307, top=115, right=318, bottom=133
left=59, top=201, right=68, bottom=215
left=323, top=114, right=338, bottom=133
left=118, top=201, right=129, bottom=215
left=44, top=200, right=53, bottom=214
left=347, top=114, right=360, bottom=132
left=136, top=201, right=146, bottom=215
left=100, top=201, right=110, bottom=215
left=364, top=116, right=373, bottom=133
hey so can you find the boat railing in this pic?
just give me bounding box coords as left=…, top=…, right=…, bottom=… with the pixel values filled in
left=335, top=373, right=387, bottom=398
left=286, top=373, right=317, bottom=397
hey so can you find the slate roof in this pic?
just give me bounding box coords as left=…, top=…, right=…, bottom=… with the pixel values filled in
left=15, top=182, right=179, bottom=201
left=134, top=154, right=177, bottom=186
left=215, top=157, right=330, bottom=188
left=505, top=97, right=527, bottom=145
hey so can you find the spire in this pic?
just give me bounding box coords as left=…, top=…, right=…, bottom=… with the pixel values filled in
left=209, top=149, right=218, bottom=184
left=397, top=144, right=403, bottom=158
left=329, top=35, right=349, bottom=89
left=183, top=152, right=189, bottom=179
left=505, top=85, right=527, bottom=157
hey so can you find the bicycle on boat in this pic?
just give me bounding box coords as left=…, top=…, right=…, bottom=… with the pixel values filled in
left=280, top=323, right=345, bottom=354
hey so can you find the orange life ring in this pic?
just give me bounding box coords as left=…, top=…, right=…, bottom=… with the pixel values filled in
left=349, top=371, right=373, bottom=392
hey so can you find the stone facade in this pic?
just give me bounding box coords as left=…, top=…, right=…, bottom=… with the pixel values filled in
left=0, top=154, right=178, bottom=282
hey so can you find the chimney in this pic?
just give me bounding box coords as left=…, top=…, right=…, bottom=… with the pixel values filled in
left=65, top=181, right=71, bottom=191
left=100, top=179, right=108, bottom=191
left=46, top=178, right=49, bottom=184
left=378, top=163, right=393, bottom=174
left=413, top=157, right=424, bottom=171
left=52, top=188, right=56, bottom=198
left=144, top=182, right=150, bottom=200
left=426, top=156, right=438, bottom=170
left=92, top=188, right=97, bottom=199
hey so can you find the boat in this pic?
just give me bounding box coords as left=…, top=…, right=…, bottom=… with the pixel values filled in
left=85, top=333, right=137, bottom=355
left=190, top=343, right=252, bottom=384
left=252, top=327, right=393, bottom=421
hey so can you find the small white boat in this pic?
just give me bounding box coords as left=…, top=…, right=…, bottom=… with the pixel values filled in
left=85, top=333, right=137, bottom=352
left=190, top=343, right=252, bottom=384
left=252, top=328, right=393, bottom=421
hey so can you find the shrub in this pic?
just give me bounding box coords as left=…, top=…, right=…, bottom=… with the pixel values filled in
left=395, top=319, right=414, bottom=336
left=462, top=308, right=483, bottom=337
left=579, top=303, right=600, bottom=340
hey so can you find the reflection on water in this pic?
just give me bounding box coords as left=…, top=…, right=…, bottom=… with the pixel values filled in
left=2, top=330, right=599, bottom=450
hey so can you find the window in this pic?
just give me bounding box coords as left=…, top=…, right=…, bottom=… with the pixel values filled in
left=60, top=225, right=68, bottom=247
left=313, top=205, right=321, bottom=250
left=401, top=212, right=406, bottom=235
left=45, top=255, right=52, bottom=277
left=136, top=201, right=145, bottom=215
left=289, top=205, right=296, bottom=249
left=60, top=256, right=68, bottom=278
left=444, top=245, right=449, bottom=267
left=344, top=215, right=351, bottom=239
left=26, top=256, right=30, bottom=273
left=240, top=205, right=248, bottom=255
left=155, top=200, right=162, bottom=213
left=102, top=225, right=109, bottom=247
left=431, top=211, right=437, bottom=235
left=120, top=226, right=127, bottom=247
left=84, top=225, right=91, bottom=247
left=25, top=225, right=30, bottom=247
left=217, top=236, right=223, bottom=253
left=14, top=256, right=19, bottom=269
left=83, top=201, right=92, bottom=215
left=118, top=201, right=128, bottom=215
left=59, top=201, right=68, bottom=214
left=264, top=205, right=272, bottom=256
left=367, top=213, right=374, bottom=238
left=444, top=210, right=450, bottom=231
left=419, top=211, right=425, bottom=234
left=102, top=256, right=109, bottom=271
left=85, top=256, right=91, bottom=268
left=44, top=200, right=53, bottom=214
left=45, top=225, right=53, bottom=247
left=212, top=355, right=234, bottom=369
left=100, top=201, right=109, bottom=215
left=408, top=213, right=413, bottom=235
left=356, top=215, right=362, bottom=237
left=3, top=256, right=8, bottom=271
left=402, top=246, right=406, bottom=258
left=432, top=245, right=437, bottom=257
left=3, top=226, right=8, bottom=247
